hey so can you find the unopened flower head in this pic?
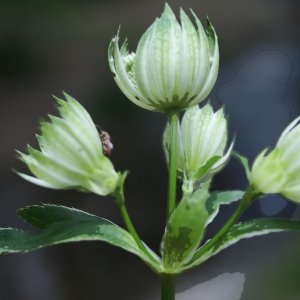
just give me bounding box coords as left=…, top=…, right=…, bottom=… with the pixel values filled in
left=163, top=103, right=233, bottom=193
left=108, top=3, right=219, bottom=114
left=16, top=93, right=118, bottom=196
left=250, top=116, right=300, bottom=203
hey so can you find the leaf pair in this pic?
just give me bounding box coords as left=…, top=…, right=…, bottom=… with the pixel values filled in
left=161, top=182, right=300, bottom=273
left=0, top=205, right=162, bottom=273
left=1, top=201, right=300, bottom=275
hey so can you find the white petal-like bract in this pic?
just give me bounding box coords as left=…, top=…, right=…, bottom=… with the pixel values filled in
left=163, top=103, right=231, bottom=193
left=250, top=116, right=300, bottom=203
left=108, top=4, right=219, bottom=114
left=17, top=93, right=118, bottom=196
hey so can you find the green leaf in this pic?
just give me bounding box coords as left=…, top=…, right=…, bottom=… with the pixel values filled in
left=161, top=184, right=209, bottom=272
left=194, top=155, right=221, bottom=181
left=17, top=205, right=99, bottom=230
left=232, top=151, right=250, bottom=179
left=205, top=190, right=244, bottom=226
left=181, top=218, right=300, bottom=271
left=0, top=205, right=162, bottom=272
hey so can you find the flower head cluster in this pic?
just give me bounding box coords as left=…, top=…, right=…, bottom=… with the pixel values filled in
left=17, top=93, right=118, bottom=196
left=108, top=3, right=219, bottom=114
left=250, top=116, right=300, bottom=203
left=164, top=103, right=232, bottom=193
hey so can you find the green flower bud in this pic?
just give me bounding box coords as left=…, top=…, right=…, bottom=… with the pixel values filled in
left=250, top=116, right=300, bottom=203
left=16, top=93, right=118, bottom=196
left=163, top=103, right=233, bottom=194
left=108, top=3, right=219, bottom=114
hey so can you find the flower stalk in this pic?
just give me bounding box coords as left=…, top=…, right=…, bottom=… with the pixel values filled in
left=160, top=274, right=176, bottom=300
left=190, top=185, right=261, bottom=263
left=113, top=172, right=159, bottom=266
left=167, top=112, right=179, bottom=219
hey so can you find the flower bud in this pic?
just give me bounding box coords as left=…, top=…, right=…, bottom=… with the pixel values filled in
left=16, top=93, right=118, bottom=196
left=163, top=103, right=233, bottom=193
left=250, top=116, right=300, bottom=203
left=108, top=3, right=219, bottom=114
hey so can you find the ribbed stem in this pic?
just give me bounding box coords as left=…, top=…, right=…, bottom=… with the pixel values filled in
left=161, top=274, right=176, bottom=300
left=113, top=173, right=158, bottom=265
left=167, top=112, right=179, bottom=219
left=190, top=185, right=261, bottom=263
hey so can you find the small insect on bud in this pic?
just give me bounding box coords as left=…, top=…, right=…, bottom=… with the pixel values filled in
left=16, top=93, right=118, bottom=196
left=96, top=125, right=113, bottom=156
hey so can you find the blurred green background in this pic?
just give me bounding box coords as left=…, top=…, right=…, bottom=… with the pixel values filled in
left=0, top=0, right=300, bottom=299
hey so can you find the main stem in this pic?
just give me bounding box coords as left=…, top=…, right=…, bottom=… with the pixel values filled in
left=161, top=274, right=176, bottom=300
left=191, top=185, right=261, bottom=263
left=167, top=112, right=179, bottom=219
left=162, top=112, right=179, bottom=300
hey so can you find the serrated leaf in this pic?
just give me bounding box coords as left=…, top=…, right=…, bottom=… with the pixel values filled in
left=181, top=218, right=300, bottom=271
left=0, top=205, right=162, bottom=272
left=205, top=190, right=244, bottom=226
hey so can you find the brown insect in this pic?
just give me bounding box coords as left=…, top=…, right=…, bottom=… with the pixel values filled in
left=96, top=125, right=113, bottom=156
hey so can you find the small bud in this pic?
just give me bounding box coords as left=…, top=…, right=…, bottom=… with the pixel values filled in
left=250, top=116, right=300, bottom=203
left=16, top=93, right=118, bottom=196
left=108, top=3, right=219, bottom=114
left=163, top=103, right=233, bottom=194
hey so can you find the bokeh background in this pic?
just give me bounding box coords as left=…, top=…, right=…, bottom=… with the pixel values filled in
left=0, top=0, right=300, bottom=299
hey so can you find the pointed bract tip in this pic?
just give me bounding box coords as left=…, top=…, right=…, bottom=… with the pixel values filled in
left=62, top=91, right=69, bottom=98
left=52, top=95, right=64, bottom=104
left=206, top=16, right=215, bottom=30
left=216, top=104, right=226, bottom=116
left=164, top=2, right=171, bottom=10
left=162, top=2, right=175, bottom=17
left=179, top=7, right=189, bottom=20
left=116, top=25, right=121, bottom=36
left=11, top=168, right=19, bottom=175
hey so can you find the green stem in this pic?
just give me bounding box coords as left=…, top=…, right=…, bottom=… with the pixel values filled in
left=167, top=112, right=179, bottom=219
left=113, top=173, right=158, bottom=265
left=190, top=185, right=261, bottom=263
left=161, top=274, right=176, bottom=300
left=116, top=200, right=158, bottom=265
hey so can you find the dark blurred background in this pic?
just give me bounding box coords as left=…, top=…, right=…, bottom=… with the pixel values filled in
left=0, top=0, right=300, bottom=299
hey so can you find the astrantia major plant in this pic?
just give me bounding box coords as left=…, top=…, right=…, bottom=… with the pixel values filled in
left=1, top=3, right=300, bottom=300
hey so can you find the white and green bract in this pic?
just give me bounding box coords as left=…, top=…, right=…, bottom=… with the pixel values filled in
left=250, top=115, right=300, bottom=203
left=161, top=182, right=209, bottom=271
left=16, top=93, right=118, bottom=196
left=108, top=3, right=219, bottom=113
left=164, top=103, right=233, bottom=192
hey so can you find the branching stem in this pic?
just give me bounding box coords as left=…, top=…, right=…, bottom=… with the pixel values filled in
left=190, top=185, right=261, bottom=263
